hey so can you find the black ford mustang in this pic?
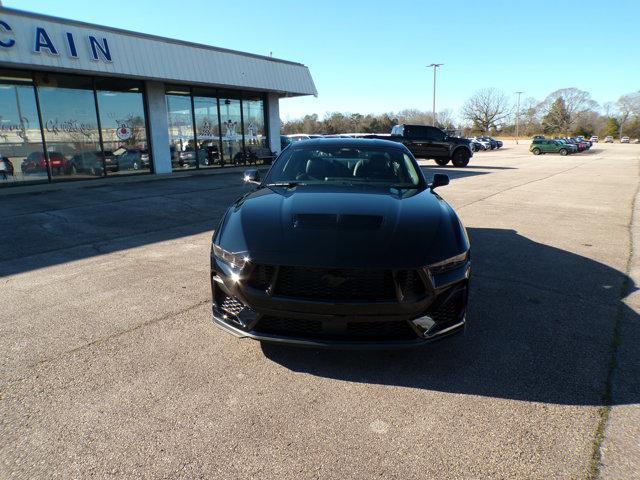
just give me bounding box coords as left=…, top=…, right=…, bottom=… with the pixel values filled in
left=210, top=138, right=470, bottom=348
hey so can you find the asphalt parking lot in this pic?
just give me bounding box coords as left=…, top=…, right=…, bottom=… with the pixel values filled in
left=1, top=141, right=639, bottom=479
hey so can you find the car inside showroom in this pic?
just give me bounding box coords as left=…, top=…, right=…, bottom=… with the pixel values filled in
left=0, top=6, right=316, bottom=185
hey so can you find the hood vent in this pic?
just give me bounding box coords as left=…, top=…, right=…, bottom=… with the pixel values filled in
left=293, top=214, right=383, bottom=229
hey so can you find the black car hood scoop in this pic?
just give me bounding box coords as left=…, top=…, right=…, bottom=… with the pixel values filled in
left=293, top=213, right=384, bottom=230
left=220, top=186, right=455, bottom=269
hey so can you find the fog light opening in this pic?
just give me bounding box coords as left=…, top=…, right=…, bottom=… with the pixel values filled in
left=412, top=315, right=436, bottom=336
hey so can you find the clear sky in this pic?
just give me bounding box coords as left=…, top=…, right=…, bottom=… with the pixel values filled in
left=4, top=0, right=639, bottom=121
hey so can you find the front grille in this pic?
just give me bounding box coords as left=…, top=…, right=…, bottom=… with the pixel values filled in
left=274, top=266, right=396, bottom=301
left=254, top=315, right=418, bottom=341
left=396, top=269, right=426, bottom=299
left=247, top=265, right=276, bottom=291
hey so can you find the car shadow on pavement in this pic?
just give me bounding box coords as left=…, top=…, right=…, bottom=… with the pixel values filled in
left=421, top=165, right=517, bottom=181
left=420, top=168, right=490, bottom=182
left=262, top=227, right=639, bottom=406
left=422, top=165, right=517, bottom=170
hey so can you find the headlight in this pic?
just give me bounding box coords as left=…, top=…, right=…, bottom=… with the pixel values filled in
left=212, top=243, right=250, bottom=269
left=428, top=251, right=469, bottom=275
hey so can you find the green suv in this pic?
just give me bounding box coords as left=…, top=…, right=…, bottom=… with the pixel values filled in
left=530, top=139, right=572, bottom=156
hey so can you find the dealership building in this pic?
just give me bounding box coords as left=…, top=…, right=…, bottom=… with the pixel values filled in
left=0, top=7, right=316, bottom=185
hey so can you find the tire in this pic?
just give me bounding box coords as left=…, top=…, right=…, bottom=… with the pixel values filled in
left=451, top=149, right=470, bottom=167
left=559, top=149, right=568, bottom=156
left=532, top=148, right=541, bottom=155
left=434, top=158, right=450, bottom=166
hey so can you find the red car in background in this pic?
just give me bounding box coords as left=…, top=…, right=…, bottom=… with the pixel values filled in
left=21, top=151, right=70, bottom=175
left=565, top=138, right=588, bottom=152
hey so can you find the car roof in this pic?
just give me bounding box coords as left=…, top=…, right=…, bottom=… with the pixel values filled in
left=287, top=137, right=408, bottom=150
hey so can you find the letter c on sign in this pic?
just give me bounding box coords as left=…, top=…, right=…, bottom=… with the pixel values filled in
left=0, top=20, right=15, bottom=48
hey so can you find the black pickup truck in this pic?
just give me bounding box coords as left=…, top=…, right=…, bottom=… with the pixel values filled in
left=372, top=124, right=473, bottom=167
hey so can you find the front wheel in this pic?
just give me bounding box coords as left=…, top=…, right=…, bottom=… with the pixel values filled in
left=451, top=149, right=470, bottom=167
left=532, top=148, right=541, bottom=155
left=434, top=158, right=450, bottom=166
left=559, top=148, right=568, bottom=156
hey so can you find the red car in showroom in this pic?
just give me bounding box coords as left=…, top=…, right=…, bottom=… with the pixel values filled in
left=21, top=151, right=70, bottom=175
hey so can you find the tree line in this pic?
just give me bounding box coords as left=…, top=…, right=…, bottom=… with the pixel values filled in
left=281, top=88, right=640, bottom=139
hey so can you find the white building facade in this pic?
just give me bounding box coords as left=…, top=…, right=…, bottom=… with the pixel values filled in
left=0, top=7, right=316, bottom=185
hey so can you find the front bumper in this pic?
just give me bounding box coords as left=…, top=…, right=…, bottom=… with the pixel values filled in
left=210, top=257, right=470, bottom=349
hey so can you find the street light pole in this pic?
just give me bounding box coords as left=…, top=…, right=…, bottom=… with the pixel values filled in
left=515, top=91, right=523, bottom=144
left=427, top=63, right=443, bottom=127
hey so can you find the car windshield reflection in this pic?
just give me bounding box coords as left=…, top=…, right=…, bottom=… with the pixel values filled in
left=266, top=146, right=422, bottom=188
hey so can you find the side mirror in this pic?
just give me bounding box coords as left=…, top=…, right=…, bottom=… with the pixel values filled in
left=430, top=173, right=449, bottom=190
left=243, top=169, right=260, bottom=185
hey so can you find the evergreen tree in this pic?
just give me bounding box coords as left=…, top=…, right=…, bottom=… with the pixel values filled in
left=600, top=117, right=620, bottom=137
left=541, top=98, right=570, bottom=134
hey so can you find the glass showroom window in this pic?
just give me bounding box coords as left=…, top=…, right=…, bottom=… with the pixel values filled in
left=96, top=78, right=151, bottom=175
left=192, top=91, right=222, bottom=168
left=0, top=69, right=45, bottom=185
left=219, top=95, right=243, bottom=164
left=242, top=94, right=267, bottom=157
left=166, top=87, right=196, bottom=171
left=35, top=73, right=102, bottom=180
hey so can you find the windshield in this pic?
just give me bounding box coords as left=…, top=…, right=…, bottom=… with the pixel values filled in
left=265, top=146, right=422, bottom=188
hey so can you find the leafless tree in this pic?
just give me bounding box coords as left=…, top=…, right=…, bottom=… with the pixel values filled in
left=617, top=92, right=640, bottom=137
left=538, top=88, right=598, bottom=131
left=394, top=108, right=453, bottom=129
left=521, top=96, right=541, bottom=135
left=461, top=88, right=511, bottom=133
left=602, top=101, right=615, bottom=118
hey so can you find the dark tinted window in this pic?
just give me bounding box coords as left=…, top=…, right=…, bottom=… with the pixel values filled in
left=425, top=127, right=446, bottom=141
left=266, top=146, right=422, bottom=187
left=404, top=126, right=429, bottom=139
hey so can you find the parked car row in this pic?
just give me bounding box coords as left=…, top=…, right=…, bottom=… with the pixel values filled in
left=20, top=149, right=150, bottom=176
left=529, top=136, right=593, bottom=156
left=467, top=136, right=503, bottom=151
left=282, top=125, right=476, bottom=167
left=583, top=135, right=639, bottom=144
left=603, top=135, right=639, bottom=143
left=171, top=145, right=277, bottom=169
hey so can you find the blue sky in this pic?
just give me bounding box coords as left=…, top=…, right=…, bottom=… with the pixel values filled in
left=5, top=0, right=639, bottom=121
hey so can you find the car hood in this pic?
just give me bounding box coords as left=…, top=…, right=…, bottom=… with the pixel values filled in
left=216, top=185, right=467, bottom=269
